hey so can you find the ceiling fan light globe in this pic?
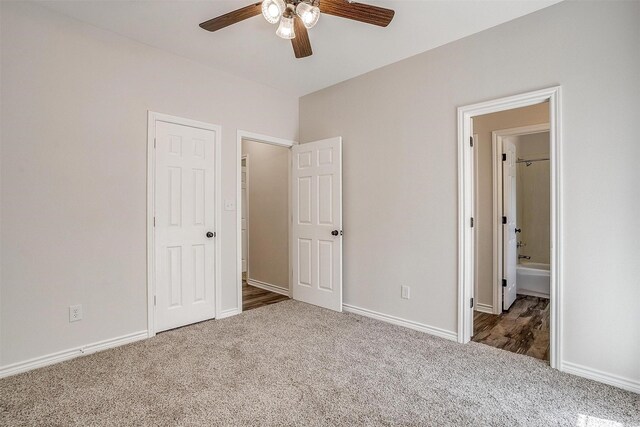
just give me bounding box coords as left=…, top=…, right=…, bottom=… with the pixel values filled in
left=296, top=2, right=320, bottom=29
left=276, top=15, right=296, bottom=39
left=261, top=0, right=285, bottom=24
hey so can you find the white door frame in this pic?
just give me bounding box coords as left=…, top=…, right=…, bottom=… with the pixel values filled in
left=491, top=123, right=550, bottom=314
left=457, top=86, right=562, bottom=369
left=470, top=133, right=480, bottom=320
left=241, top=154, right=249, bottom=277
left=146, top=111, right=222, bottom=337
left=236, top=130, right=297, bottom=314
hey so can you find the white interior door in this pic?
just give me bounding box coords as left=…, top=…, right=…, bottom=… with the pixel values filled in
left=503, top=137, right=518, bottom=311
left=292, top=137, right=342, bottom=311
left=241, top=157, right=248, bottom=273
left=155, top=120, right=217, bottom=332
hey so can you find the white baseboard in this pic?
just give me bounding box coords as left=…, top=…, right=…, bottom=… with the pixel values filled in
left=343, top=304, right=458, bottom=342
left=247, top=278, right=290, bottom=297
left=562, top=361, right=640, bottom=394
left=517, top=289, right=550, bottom=299
left=475, top=303, right=494, bottom=314
left=0, top=330, right=148, bottom=379
left=217, top=308, right=241, bottom=319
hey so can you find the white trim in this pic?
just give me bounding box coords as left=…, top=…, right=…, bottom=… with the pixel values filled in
left=146, top=113, right=155, bottom=338
left=216, top=308, right=242, bottom=320
left=236, top=130, right=297, bottom=317
left=562, top=361, right=640, bottom=394
left=457, top=86, right=562, bottom=370
left=238, top=130, right=297, bottom=147
left=0, top=330, right=148, bottom=378
left=475, top=303, right=494, bottom=314
left=247, top=279, right=290, bottom=297
left=343, top=304, right=458, bottom=342
left=147, top=111, right=222, bottom=336
left=517, top=289, right=550, bottom=299
left=471, top=133, right=481, bottom=316
left=241, top=154, right=250, bottom=276
left=492, top=123, right=550, bottom=314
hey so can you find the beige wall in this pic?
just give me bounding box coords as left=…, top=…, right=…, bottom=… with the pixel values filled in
left=300, top=1, right=640, bottom=385
left=473, top=104, right=549, bottom=307
left=0, top=2, right=298, bottom=366
left=514, top=132, right=550, bottom=265
left=242, top=140, right=289, bottom=291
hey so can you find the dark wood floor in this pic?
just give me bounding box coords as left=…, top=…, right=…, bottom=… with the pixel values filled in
left=472, top=295, right=550, bottom=361
left=242, top=281, right=289, bottom=312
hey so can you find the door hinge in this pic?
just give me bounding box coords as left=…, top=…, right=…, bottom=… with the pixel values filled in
left=470, top=217, right=474, bottom=228
left=154, top=138, right=157, bottom=149
left=470, top=297, right=474, bottom=308
left=470, top=136, right=474, bottom=147
left=502, top=279, right=507, bottom=288
left=153, top=217, right=156, bottom=227
left=154, top=295, right=157, bottom=306
left=502, top=216, right=507, bottom=224
left=502, top=153, right=506, bottom=161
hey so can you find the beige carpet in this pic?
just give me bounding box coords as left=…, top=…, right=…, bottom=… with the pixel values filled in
left=1, top=300, right=638, bottom=426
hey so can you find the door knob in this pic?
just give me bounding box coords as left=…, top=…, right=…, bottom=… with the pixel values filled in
left=206, top=231, right=215, bottom=238
left=331, top=230, right=342, bottom=236
left=515, top=228, right=522, bottom=233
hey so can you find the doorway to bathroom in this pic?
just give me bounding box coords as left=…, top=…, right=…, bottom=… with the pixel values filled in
left=473, top=118, right=551, bottom=361
left=457, top=87, right=562, bottom=367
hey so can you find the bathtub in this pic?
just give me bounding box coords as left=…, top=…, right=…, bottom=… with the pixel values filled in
left=516, top=262, right=550, bottom=298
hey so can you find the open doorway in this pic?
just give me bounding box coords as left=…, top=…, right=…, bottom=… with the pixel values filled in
left=237, top=132, right=293, bottom=312
left=236, top=132, right=344, bottom=314
left=458, top=87, right=562, bottom=368
left=471, top=107, right=551, bottom=360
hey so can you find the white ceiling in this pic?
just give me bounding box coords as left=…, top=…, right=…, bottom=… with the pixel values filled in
left=37, top=0, right=561, bottom=96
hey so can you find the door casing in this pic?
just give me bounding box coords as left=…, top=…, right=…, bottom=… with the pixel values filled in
left=147, top=111, right=222, bottom=337
left=457, top=87, right=562, bottom=369
left=241, top=155, right=249, bottom=276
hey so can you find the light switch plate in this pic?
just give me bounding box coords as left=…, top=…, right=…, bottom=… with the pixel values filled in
left=224, top=200, right=236, bottom=211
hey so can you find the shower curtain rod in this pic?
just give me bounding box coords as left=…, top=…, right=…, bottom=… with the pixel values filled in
left=516, top=157, right=549, bottom=163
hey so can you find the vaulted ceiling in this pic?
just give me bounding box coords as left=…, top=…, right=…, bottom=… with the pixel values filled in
left=37, top=0, right=561, bottom=96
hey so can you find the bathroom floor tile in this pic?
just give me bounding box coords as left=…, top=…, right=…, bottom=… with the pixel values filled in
left=472, top=295, right=550, bottom=362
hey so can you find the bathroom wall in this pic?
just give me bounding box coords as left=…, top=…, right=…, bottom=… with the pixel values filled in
left=514, top=132, right=550, bottom=265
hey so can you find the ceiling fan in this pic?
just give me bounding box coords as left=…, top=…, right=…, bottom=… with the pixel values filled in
left=199, top=0, right=395, bottom=59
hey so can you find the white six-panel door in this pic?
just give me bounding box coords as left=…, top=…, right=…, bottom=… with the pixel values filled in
left=292, top=138, right=343, bottom=311
left=503, top=138, right=518, bottom=311
left=155, top=120, right=217, bottom=332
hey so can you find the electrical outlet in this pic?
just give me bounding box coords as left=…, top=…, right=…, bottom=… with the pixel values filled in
left=401, top=285, right=410, bottom=300
left=69, top=305, right=83, bottom=322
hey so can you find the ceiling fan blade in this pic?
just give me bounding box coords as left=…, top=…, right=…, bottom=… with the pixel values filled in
left=291, top=18, right=313, bottom=58
left=199, top=2, right=262, bottom=32
left=319, top=0, right=394, bottom=27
